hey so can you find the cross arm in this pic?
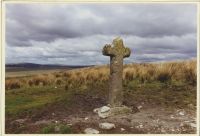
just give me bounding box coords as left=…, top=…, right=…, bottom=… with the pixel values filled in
left=102, top=44, right=114, bottom=56
left=123, top=47, right=131, bottom=58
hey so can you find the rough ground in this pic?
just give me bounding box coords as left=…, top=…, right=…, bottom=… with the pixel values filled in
left=6, top=93, right=196, bottom=134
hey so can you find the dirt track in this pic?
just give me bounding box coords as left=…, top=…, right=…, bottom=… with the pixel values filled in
left=6, top=93, right=196, bottom=134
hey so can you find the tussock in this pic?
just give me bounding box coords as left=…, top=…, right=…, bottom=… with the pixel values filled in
left=5, top=60, right=196, bottom=90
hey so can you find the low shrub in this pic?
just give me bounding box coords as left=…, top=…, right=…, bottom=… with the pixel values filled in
left=5, top=79, right=22, bottom=90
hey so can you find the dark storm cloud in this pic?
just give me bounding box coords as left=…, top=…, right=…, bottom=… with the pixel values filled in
left=6, top=4, right=196, bottom=46
left=6, top=4, right=197, bottom=65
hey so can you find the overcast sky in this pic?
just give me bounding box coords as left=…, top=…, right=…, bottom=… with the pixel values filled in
left=6, top=3, right=197, bottom=65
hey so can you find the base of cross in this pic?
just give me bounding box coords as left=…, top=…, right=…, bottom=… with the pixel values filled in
left=93, top=105, right=133, bottom=119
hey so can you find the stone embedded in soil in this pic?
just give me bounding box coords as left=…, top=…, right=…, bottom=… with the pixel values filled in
left=109, top=105, right=132, bottom=116
left=171, top=128, right=175, bottom=132
left=99, top=122, right=116, bottom=130
left=137, top=105, right=142, bottom=109
left=170, top=115, right=175, bottom=119
left=120, top=128, right=125, bottom=131
left=136, top=124, right=144, bottom=129
left=55, top=120, right=60, bottom=124
left=14, top=119, right=27, bottom=124
left=67, top=123, right=72, bottom=126
left=98, top=110, right=110, bottom=118
left=95, top=106, right=111, bottom=118
left=52, top=113, right=56, bottom=116
left=176, top=109, right=186, bottom=116
left=179, top=111, right=185, bottom=116
left=95, top=105, right=132, bottom=118
left=189, top=123, right=196, bottom=128
left=93, top=108, right=100, bottom=113
left=84, top=128, right=99, bottom=134
left=100, top=106, right=110, bottom=113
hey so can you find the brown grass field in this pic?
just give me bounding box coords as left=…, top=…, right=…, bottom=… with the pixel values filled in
left=5, top=59, right=197, bottom=134
left=6, top=60, right=196, bottom=90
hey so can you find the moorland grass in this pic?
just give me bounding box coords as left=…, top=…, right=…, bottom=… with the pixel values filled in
left=41, top=123, right=72, bottom=134
left=5, top=60, right=196, bottom=90
left=5, top=60, right=197, bottom=118
left=5, top=85, right=73, bottom=117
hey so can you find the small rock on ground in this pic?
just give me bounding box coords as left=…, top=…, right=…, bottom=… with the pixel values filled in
left=93, top=108, right=100, bottom=113
left=99, top=122, right=115, bottom=130
left=179, top=111, right=185, bottom=116
left=94, top=106, right=110, bottom=118
left=137, top=105, right=142, bottom=109
left=84, top=128, right=99, bottom=134
left=189, top=123, right=196, bottom=128
left=14, top=119, right=27, bottom=124
left=100, top=106, right=110, bottom=113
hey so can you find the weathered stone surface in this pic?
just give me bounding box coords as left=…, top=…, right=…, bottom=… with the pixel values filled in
left=93, top=108, right=100, bottom=113
left=94, top=106, right=110, bottom=118
left=98, top=110, right=110, bottom=119
left=109, top=105, right=132, bottom=116
left=100, top=106, right=110, bottom=113
left=95, top=105, right=132, bottom=118
left=179, top=111, right=185, bottom=116
left=102, top=37, right=131, bottom=107
left=99, top=122, right=115, bottom=130
left=137, top=105, right=142, bottom=110
left=189, top=123, right=196, bottom=128
left=14, top=119, right=27, bottom=124
left=84, top=128, right=99, bottom=134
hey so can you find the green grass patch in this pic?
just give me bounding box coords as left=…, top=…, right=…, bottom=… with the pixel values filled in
left=124, top=80, right=196, bottom=108
left=41, top=123, right=71, bottom=134
left=5, top=78, right=196, bottom=119
left=5, top=85, right=71, bottom=117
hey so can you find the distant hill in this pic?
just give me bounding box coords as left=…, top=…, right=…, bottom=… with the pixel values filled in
left=6, top=63, right=93, bottom=72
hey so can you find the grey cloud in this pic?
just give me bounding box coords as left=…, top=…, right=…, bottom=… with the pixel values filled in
left=5, top=4, right=197, bottom=65
left=125, top=34, right=196, bottom=55
left=6, top=34, right=197, bottom=65
left=6, top=4, right=197, bottom=47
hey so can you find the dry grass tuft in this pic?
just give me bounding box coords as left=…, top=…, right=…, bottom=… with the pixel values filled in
left=5, top=79, right=22, bottom=90
left=5, top=60, right=196, bottom=90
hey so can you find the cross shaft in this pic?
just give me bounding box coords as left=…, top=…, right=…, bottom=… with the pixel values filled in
left=102, top=37, right=131, bottom=107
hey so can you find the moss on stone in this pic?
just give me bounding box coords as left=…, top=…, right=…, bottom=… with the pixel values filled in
left=102, top=37, right=131, bottom=107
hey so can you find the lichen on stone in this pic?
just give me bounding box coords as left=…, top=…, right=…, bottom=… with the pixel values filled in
left=102, top=37, right=131, bottom=107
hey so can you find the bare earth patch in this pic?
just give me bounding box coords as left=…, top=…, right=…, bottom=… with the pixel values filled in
left=6, top=93, right=196, bottom=134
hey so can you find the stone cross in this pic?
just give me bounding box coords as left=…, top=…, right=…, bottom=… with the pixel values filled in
left=102, top=37, right=131, bottom=107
